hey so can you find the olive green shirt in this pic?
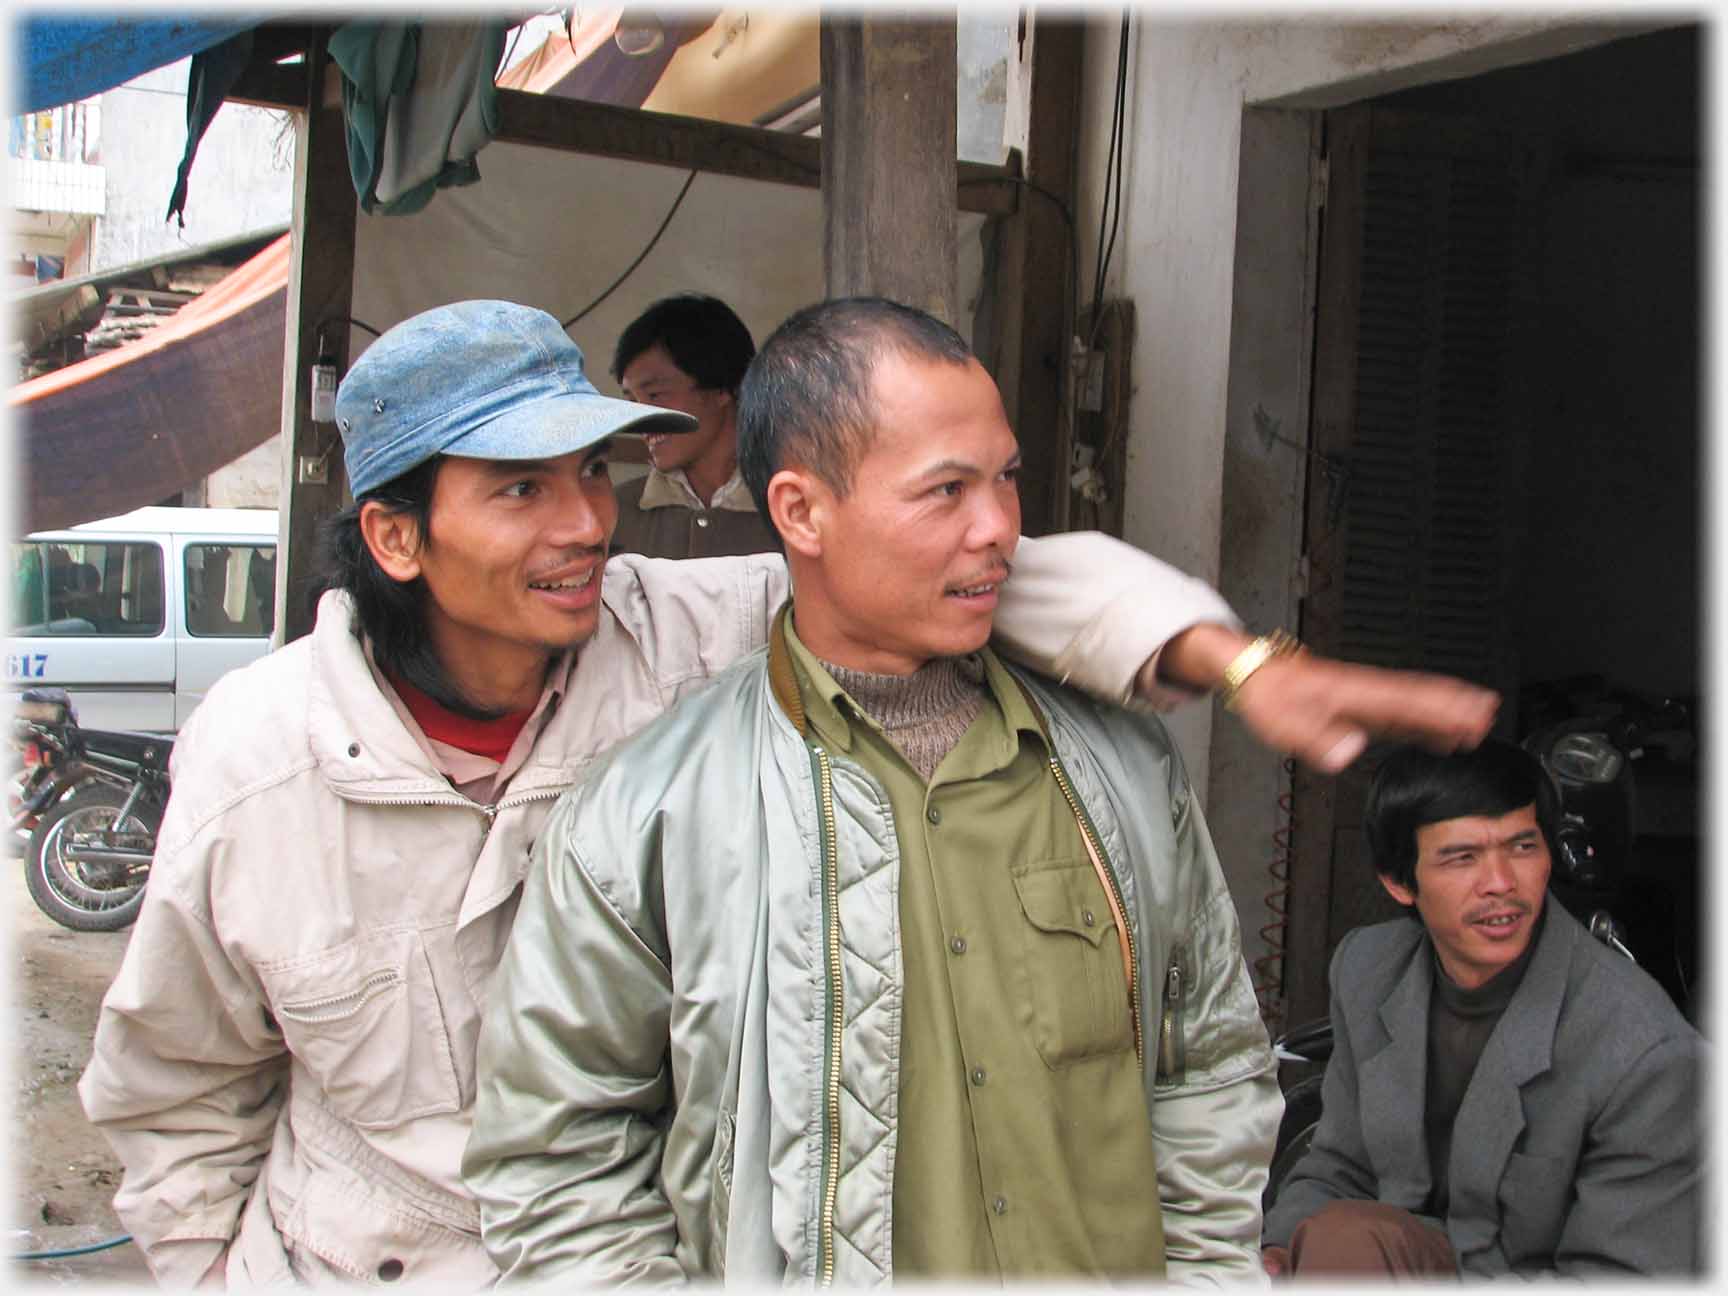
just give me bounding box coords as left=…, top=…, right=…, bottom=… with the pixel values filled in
left=784, top=614, right=1166, bottom=1279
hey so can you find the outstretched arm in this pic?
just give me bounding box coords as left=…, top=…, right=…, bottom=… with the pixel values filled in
left=1155, top=623, right=1498, bottom=772
left=997, top=533, right=1498, bottom=772
left=619, top=535, right=1499, bottom=773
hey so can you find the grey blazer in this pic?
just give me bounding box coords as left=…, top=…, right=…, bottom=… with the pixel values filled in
left=1263, top=900, right=1703, bottom=1277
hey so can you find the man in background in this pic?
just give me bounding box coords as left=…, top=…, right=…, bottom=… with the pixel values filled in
left=611, top=292, right=777, bottom=557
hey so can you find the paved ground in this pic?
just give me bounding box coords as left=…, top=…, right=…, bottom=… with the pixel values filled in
left=7, top=839, right=153, bottom=1286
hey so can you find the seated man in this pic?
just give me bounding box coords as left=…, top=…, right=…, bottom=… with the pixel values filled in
left=611, top=292, right=778, bottom=557
left=466, top=297, right=1282, bottom=1282
left=1262, top=740, right=1702, bottom=1280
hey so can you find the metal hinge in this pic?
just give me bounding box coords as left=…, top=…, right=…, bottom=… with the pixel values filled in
left=1312, top=155, right=1330, bottom=211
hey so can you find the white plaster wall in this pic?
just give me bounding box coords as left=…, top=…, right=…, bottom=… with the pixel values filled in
left=1237, top=16, right=1670, bottom=108
left=206, top=434, right=282, bottom=508
left=93, top=59, right=293, bottom=271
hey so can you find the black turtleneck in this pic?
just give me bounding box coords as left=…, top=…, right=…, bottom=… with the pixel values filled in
left=1421, top=903, right=1546, bottom=1218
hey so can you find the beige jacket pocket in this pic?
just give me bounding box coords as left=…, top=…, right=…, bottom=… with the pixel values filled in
left=272, top=1171, right=494, bottom=1287
left=257, top=927, right=461, bottom=1129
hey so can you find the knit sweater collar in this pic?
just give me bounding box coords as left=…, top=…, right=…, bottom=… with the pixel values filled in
left=824, top=654, right=987, bottom=733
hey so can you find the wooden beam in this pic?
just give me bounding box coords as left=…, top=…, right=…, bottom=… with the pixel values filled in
left=818, top=12, right=959, bottom=322
left=495, top=87, right=1016, bottom=216
left=274, top=39, right=358, bottom=646
left=228, top=59, right=309, bottom=112
left=226, top=22, right=318, bottom=110
left=250, top=21, right=322, bottom=63
left=993, top=17, right=1083, bottom=536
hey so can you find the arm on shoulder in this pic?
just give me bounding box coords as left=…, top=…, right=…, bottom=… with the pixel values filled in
left=617, top=534, right=1499, bottom=772
left=997, top=534, right=1498, bottom=771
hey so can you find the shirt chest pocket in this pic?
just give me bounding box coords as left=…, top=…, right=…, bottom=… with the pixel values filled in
left=1010, top=858, right=1134, bottom=1067
left=257, top=928, right=462, bottom=1129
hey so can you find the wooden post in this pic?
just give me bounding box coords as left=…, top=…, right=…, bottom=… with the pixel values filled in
left=819, top=11, right=959, bottom=323
left=274, top=34, right=358, bottom=645
left=990, top=17, right=1083, bottom=537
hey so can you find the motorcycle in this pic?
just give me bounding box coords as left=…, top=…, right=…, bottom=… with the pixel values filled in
left=10, top=687, right=172, bottom=932
left=1262, top=681, right=1697, bottom=1212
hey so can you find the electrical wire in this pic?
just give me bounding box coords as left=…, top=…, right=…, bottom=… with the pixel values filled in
left=1089, top=10, right=1129, bottom=314
left=13, top=1234, right=133, bottom=1261
left=313, top=315, right=382, bottom=345
left=1088, top=10, right=1132, bottom=352
left=1054, top=8, right=1135, bottom=529
left=563, top=168, right=699, bottom=329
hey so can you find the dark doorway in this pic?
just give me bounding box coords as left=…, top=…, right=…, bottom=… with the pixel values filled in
left=1283, top=25, right=1702, bottom=1029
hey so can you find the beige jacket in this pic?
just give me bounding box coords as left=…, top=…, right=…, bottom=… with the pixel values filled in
left=78, top=537, right=1235, bottom=1288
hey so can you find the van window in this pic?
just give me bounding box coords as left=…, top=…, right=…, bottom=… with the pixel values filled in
left=10, top=540, right=164, bottom=636
left=184, top=543, right=277, bottom=638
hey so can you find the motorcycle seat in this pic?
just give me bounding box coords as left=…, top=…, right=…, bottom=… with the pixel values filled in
left=78, top=728, right=174, bottom=770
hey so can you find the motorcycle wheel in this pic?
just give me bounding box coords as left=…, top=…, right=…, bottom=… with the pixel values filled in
left=1263, top=1075, right=1325, bottom=1214
left=25, top=785, right=157, bottom=932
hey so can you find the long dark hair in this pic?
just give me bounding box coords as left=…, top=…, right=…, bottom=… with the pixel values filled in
left=315, top=456, right=504, bottom=720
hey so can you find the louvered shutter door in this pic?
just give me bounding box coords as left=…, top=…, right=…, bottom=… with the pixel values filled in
left=1282, top=107, right=1542, bottom=1026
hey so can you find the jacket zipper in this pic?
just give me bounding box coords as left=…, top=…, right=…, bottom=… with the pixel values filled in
left=1046, top=755, right=1143, bottom=1064
left=336, top=786, right=563, bottom=821
left=278, top=967, right=401, bottom=1023
left=809, top=744, right=843, bottom=1289
left=1158, top=949, right=1188, bottom=1085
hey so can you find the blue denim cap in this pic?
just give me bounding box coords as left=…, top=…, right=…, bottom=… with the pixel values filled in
left=335, top=300, right=696, bottom=497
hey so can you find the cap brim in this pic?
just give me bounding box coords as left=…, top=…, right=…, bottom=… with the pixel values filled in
left=440, top=391, right=696, bottom=462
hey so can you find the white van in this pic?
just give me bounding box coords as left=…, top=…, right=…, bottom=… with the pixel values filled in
left=7, top=507, right=278, bottom=733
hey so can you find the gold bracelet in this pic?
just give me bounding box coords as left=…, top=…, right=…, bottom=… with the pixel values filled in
left=1221, top=629, right=1302, bottom=712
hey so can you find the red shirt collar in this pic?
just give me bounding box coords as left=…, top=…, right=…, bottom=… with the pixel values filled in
left=383, top=669, right=534, bottom=764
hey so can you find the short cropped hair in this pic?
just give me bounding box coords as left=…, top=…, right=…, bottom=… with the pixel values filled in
left=736, top=296, right=973, bottom=527
left=1364, top=739, right=1560, bottom=901
left=611, top=293, right=756, bottom=395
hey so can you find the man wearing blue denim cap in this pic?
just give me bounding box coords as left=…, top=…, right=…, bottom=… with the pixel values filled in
left=81, top=298, right=1497, bottom=1288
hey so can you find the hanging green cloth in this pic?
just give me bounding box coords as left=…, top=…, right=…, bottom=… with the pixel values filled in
left=166, top=30, right=255, bottom=227
left=327, top=21, right=506, bottom=216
